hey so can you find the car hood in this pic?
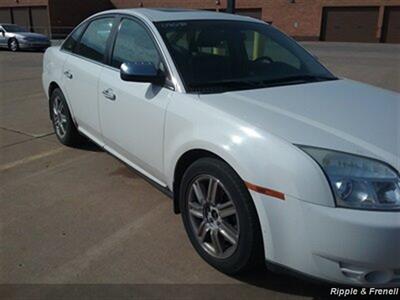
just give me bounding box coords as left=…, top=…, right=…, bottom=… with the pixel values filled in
left=199, top=79, right=400, bottom=171
left=15, top=32, right=49, bottom=39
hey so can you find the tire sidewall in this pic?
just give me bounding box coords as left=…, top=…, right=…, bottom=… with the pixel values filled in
left=179, top=158, right=261, bottom=274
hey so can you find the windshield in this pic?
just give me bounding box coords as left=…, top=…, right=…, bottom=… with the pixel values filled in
left=155, top=20, right=336, bottom=93
left=2, top=24, right=27, bottom=33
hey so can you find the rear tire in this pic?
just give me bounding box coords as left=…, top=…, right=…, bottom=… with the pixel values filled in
left=8, top=38, right=19, bottom=52
left=179, top=157, right=264, bottom=275
left=50, top=88, right=84, bottom=146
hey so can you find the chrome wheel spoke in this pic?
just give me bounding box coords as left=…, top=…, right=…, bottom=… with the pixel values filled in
left=189, top=201, right=203, bottom=219
left=210, top=229, right=223, bottom=255
left=60, top=115, right=67, bottom=124
left=53, top=105, right=58, bottom=117
left=58, top=124, right=65, bottom=135
left=198, top=220, right=210, bottom=242
left=193, top=181, right=206, bottom=204
left=206, top=177, right=219, bottom=205
left=219, top=221, right=238, bottom=245
left=218, top=201, right=236, bottom=218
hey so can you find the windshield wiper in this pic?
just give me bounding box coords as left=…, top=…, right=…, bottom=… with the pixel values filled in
left=260, top=74, right=337, bottom=87
left=188, top=75, right=337, bottom=93
left=189, top=79, right=260, bottom=89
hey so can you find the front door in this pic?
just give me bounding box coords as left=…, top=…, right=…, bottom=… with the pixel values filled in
left=99, top=18, right=174, bottom=184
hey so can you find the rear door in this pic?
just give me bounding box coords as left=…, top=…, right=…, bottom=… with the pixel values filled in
left=98, top=17, right=174, bottom=184
left=62, top=16, right=116, bottom=143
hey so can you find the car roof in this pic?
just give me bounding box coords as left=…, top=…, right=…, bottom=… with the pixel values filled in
left=96, top=8, right=264, bottom=23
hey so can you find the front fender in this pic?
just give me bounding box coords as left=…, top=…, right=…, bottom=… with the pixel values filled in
left=164, top=93, right=334, bottom=208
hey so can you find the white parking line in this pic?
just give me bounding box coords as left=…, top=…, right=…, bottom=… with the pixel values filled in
left=0, top=147, right=65, bottom=172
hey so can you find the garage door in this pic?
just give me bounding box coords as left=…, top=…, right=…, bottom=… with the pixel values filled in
left=236, top=9, right=262, bottom=20
left=0, top=8, right=12, bottom=23
left=321, top=7, right=379, bottom=43
left=31, top=7, right=50, bottom=36
left=12, top=7, right=30, bottom=30
left=382, top=6, right=400, bottom=43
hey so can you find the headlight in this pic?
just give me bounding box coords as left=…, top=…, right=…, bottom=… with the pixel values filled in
left=299, top=146, right=400, bottom=211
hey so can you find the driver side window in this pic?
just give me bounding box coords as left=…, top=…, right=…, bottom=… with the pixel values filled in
left=243, top=30, right=301, bottom=69
left=111, top=18, right=161, bottom=70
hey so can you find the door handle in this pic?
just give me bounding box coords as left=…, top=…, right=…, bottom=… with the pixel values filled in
left=102, top=88, right=116, bottom=101
left=64, top=70, right=73, bottom=79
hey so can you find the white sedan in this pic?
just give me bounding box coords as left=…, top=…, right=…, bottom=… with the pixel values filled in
left=42, top=8, right=400, bottom=286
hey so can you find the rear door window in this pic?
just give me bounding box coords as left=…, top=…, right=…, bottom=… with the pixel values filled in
left=75, top=17, right=115, bottom=63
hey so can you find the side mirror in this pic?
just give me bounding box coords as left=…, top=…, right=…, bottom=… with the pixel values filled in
left=120, top=62, right=165, bottom=85
left=0, top=30, right=5, bottom=36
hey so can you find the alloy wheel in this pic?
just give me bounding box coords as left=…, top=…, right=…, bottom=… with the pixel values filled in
left=10, top=40, right=18, bottom=51
left=52, top=96, right=68, bottom=138
left=187, top=175, right=240, bottom=259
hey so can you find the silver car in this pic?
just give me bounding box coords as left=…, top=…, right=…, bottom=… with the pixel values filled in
left=0, top=24, right=51, bottom=52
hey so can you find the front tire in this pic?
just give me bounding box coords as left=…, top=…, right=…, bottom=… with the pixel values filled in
left=180, top=158, right=264, bottom=275
left=8, top=38, right=19, bottom=52
left=50, top=88, right=83, bottom=146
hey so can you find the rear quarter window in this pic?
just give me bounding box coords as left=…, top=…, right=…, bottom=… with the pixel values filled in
left=62, top=24, right=86, bottom=52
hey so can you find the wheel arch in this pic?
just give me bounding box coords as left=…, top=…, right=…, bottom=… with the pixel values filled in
left=49, top=81, right=61, bottom=98
left=172, top=147, right=266, bottom=264
left=7, top=37, right=17, bottom=44
left=172, top=148, right=247, bottom=214
left=47, top=82, right=77, bottom=126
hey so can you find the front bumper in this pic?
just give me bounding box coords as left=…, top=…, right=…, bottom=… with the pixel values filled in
left=251, top=192, right=400, bottom=286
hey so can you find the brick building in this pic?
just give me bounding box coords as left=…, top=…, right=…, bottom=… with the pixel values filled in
left=0, top=0, right=114, bottom=38
left=0, top=0, right=399, bottom=42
